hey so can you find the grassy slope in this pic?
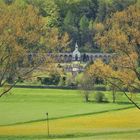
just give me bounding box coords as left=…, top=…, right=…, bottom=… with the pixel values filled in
left=0, top=108, right=139, bottom=139
left=0, top=88, right=140, bottom=140
left=0, top=88, right=135, bottom=125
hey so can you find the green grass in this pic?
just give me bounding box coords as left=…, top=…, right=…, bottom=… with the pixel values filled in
left=0, top=130, right=140, bottom=140
left=0, top=108, right=140, bottom=139
left=0, top=88, right=140, bottom=139
left=0, top=88, right=135, bottom=125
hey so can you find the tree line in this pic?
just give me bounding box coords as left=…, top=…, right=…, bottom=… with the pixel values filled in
left=1, top=0, right=138, bottom=52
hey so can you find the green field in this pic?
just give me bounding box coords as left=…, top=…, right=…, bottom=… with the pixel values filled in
left=0, top=88, right=140, bottom=140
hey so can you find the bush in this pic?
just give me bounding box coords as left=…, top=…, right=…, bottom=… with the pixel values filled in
left=6, top=76, right=14, bottom=84
left=38, top=73, right=61, bottom=85
left=94, top=85, right=106, bottom=91
left=94, top=92, right=107, bottom=103
left=18, top=77, right=24, bottom=83
left=41, top=77, right=51, bottom=85
left=65, top=73, right=77, bottom=87
left=58, top=76, right=66, bottom=86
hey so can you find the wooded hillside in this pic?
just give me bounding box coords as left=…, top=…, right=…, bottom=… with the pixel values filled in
left=1, top=0, right=139, bottom=52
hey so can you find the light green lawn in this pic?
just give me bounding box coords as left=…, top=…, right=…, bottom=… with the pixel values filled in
left=0, top=131, right=140, bottom=140
left=0, top=108, right=140, bottom=139
left=0, top=88, right=140, bottom=140
left=0, top=88, right=135, bottom=125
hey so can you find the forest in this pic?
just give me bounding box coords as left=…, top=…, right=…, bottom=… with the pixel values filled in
left=1, top=0, right=139, bottom=52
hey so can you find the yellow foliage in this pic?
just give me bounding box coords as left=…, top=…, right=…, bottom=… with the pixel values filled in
left=0, top=108, right=139, bottom=136
left=94, top=4, right=140, bottom=93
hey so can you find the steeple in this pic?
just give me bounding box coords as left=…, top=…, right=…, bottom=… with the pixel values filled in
left=72, top=42, right=81, bottom=61
left=75, top=42, right=78, bottom=50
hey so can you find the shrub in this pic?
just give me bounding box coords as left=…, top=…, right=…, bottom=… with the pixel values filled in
left=58, top=76, right=66, bottom=86
left=18, top=77, right=24, bottom=83
left=6, top=76, right=14, bottom=84
left=94, top=92, right=107, bottom=103
left=94, top=85, right=106, bottom=91
left=65, top=73, right=76, bottom=86
left=38, top=73, right=61, bottom=85
left=41, top=77, right=51, bottom=85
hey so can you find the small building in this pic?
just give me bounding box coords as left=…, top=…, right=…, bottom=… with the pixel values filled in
left=56, top=43, right=111, bottom=63
left=72, top=42, right=81, bottom=61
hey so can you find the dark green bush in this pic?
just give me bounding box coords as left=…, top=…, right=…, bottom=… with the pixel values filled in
left=6, top=76, right=14, bottom=84
left=38, top=74, right=61, bottom=85
left=18, top=77, right=24, bottom=83
left=94, top=85, right=106, bottom=91
left=58, top=76, right=66, bottom=86
left=94, top=92, right=107, bottom=103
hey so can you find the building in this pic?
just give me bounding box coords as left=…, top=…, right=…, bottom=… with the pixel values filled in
left=56, top=43, right=112, bottom=74
left=56, top=43, right=111, bottom=63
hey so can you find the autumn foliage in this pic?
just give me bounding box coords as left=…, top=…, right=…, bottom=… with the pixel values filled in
left=88, top=4, right=140, bottom=109
left=0, top=2, right=70, bottom=97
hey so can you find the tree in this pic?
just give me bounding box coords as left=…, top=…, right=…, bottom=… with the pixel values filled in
left=45, top=28, right=70, bottom=53
left=79, top=15, right=90, bottom=49
left=0, top=3, right=45, bottom=97
left=25, top=0, right=60, bottom=27
left=107, top=80, right=118, bottom=103
left=79, top=15, right=89, bottom=31
left=0, top=2, right=70, bottom=97
left=96, top=0, right=110, bottom=22
left=79, top=71, right=95, bottom=102
left=88, top=0, right=98, bottom=19
left=112, top=0, right=137, bottom=11
left=90, top=4, right=140, bottom=109
left=97, top=0, right=105, bottom=22
left=63, top=10, right=78, bottom=49
left=64, top=10, right=75, bottom=27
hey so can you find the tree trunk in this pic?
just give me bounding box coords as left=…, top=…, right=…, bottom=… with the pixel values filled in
left=85, top=92, right=89, bottom=102
left=112, top=88, right=116, bottom=103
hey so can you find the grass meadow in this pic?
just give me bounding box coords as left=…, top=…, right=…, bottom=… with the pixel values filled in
left=0, top=88, right=140, bottom=139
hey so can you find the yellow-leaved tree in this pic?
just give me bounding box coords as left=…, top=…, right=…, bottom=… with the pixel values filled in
left=0, top=2, right=70, bottom=97
left=89, top=4, right=140, bottom=109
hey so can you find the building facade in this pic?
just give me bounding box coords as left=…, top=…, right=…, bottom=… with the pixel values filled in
left=56, top=43, right=111, bottom=63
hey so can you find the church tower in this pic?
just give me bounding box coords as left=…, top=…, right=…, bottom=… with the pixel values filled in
left=72, top=42, right=81, bottom=61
